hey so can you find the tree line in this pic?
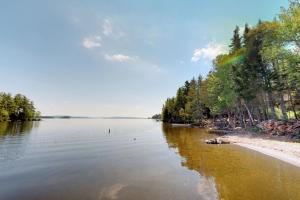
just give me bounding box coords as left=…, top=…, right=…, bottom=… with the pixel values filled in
left=162, top=0, right=300, bottom=127
left=0, top=92, right=40, bottom=122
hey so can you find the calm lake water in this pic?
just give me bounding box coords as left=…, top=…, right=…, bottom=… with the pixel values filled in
left=1, top=119, right=300, bottom=200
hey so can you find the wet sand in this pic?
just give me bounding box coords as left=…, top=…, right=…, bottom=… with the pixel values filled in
left=220, top=135, right=300, bottom=168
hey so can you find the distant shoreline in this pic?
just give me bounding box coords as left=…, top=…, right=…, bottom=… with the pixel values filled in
left=40, top=116, right=148, bottom=119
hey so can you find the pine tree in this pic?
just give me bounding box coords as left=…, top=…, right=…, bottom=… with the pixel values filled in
left=230, top=26, right=242, bottom=53
left=243, top=23, right=250, bottom=47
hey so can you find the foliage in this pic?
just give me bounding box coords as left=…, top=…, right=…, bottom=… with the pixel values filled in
left=162, top=1, right=300, bottom=125
left=0, top=92, right=40, bottom=122
left=162, top=76, right=210, bottom=124
left=151, top=114, right=161, bottom=119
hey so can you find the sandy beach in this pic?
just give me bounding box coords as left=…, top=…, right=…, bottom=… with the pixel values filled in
left=219, top=135, right=300, bottom=168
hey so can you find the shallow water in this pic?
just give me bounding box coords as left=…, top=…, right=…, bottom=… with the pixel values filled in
left=0, top=119, right=300, bottom=200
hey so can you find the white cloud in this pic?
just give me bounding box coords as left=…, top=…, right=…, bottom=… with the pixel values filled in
left=191, top=42, right=226, bottom=63
left=104, top=54, right=135, bottom=62
left=102, top=18, right=125, bottom=39
left=103, top=19, right=113, bottom=36
left=103, top=54, right=164, bottom=74
left=82, top=35, right=102, bottom=49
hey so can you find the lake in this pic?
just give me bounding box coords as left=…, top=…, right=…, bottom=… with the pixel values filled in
left=0, top=119, right=300, bottom=200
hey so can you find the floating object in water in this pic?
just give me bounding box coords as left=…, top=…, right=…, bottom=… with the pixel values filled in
left=109, top=129, right=110, bottom=133
left=133, top=138, right=136, bottom=141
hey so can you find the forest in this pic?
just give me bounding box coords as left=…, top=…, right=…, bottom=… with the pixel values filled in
left=162, top=0, right=300, bottom=128
left=0, top=92, right=40, bottom=122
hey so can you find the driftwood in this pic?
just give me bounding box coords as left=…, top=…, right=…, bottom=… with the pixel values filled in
left=205, top=138, right=230, bottom=144
left=257, top=120, right=300, bottom=137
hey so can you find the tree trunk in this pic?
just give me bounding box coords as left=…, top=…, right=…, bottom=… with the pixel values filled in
left=227, top=111, right=231, bottom=128
left=256, top=108, right=262, bottom=122
left=242, top=100, right=254, bottom=126
left=233, top=113, right=236, bottom=128
left=236, top=104, right=244, bottom=128
left=261, top=92, right=268, bottom=121
left=279, top=93, right=288, bottom=120
left=242, top=111, right=247, bottom=128
left=288, top=88, right=298, bottom=119
left=267, top=91, right=276, bottom=119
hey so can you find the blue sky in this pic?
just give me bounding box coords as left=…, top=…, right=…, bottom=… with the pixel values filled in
left=0, top=0, right=289, bottom=117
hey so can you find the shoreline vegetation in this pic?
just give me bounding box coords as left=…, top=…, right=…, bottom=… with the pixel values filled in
left=0, top=92, right=41, bottom=122
left=160, top=1, right=300, bottom=137
left=41, top=116, right=147, bottom=119
left=159, top=1, right=300, bottom=167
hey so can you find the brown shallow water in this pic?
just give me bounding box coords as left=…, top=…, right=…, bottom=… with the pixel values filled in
left=0, top=119, right=300, bottom=200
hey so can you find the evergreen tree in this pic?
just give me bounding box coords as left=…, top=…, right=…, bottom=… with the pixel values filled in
left=0, top=92, right=39, bottom=122
left=230, top=26, right=242, bottom=53
left=161, top=0, right=300, bottom=124
left=243, top=23, right=251, bottom=47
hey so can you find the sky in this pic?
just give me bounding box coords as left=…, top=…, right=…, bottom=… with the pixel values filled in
left=0, top=0, right=289, bottom=117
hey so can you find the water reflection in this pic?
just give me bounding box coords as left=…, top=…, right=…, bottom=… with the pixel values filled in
left=197, top=177, right=219, bottom=200
left=0, top=121, right=39, bottom=136
left=162, top=124, right=300, bottom=200
left=99, top=183, right=127, bottom=200
left=0, top=121, right=39, bottom=165
left=0, top=120, right=300, bottom=200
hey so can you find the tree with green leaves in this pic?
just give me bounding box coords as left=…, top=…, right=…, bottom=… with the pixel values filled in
left=230, top=26, right=242, bottom=53
left=0, top=92, right=40, bottom=122
left=162, top=0, right=300, bottom=126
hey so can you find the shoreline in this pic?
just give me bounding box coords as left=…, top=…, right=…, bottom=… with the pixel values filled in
left=218, top=135, right=300, bottom=168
